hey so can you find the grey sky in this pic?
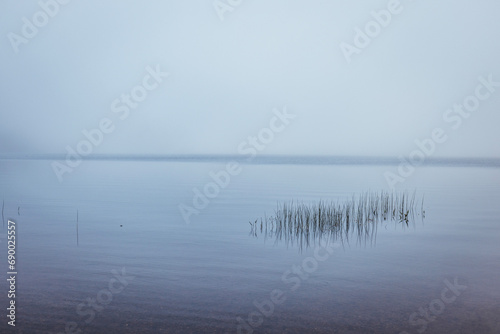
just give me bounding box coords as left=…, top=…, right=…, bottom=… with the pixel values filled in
left=1, top=0, right=499, bottom=157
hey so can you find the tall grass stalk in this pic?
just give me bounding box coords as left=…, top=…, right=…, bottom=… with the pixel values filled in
left=76, top=210, right=79, bottom=246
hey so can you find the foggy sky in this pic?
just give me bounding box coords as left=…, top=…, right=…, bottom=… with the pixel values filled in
left=1, top=0, right=499, bottom=157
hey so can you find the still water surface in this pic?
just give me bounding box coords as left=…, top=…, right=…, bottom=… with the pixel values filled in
left=0, top=157, right=499, bottom=333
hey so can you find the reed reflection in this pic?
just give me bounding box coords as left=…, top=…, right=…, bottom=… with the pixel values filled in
left=249, top=191, right=425, bottom=251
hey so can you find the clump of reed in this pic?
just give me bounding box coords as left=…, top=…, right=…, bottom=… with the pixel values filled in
left=249, top=191, right=424, bottom=250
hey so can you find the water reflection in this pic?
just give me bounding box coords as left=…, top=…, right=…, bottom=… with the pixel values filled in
left=250, top=191, right=425, bottom=251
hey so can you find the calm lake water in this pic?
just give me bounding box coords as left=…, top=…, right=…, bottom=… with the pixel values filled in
left=0, top=157, right=499, bottom=333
